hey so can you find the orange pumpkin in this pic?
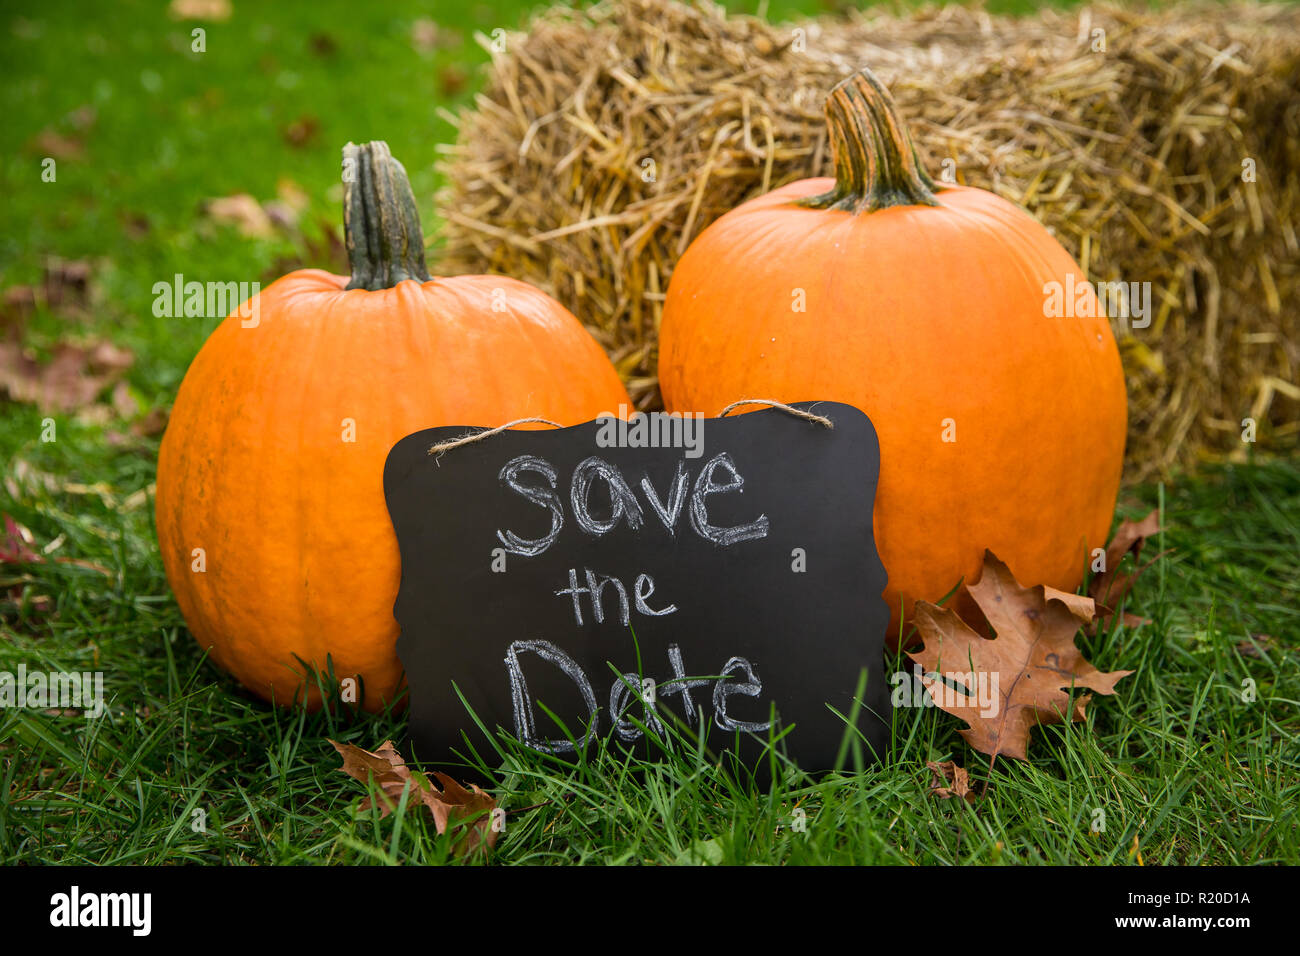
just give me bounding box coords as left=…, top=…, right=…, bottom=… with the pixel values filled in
left=658, top=71, right=1127, bottom=644
left=156, top=142, right=630, bottom=709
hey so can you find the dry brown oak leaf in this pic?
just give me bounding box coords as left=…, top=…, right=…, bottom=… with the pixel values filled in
left=909, top=551, right=1132, bottom=761
left=1088, top=510, right=1161, bottom=631
left=329, top=739, right=499, bottom=856
left=926, top=760, right=977, bottom=804
left=0, top=340, right=133, bottom=413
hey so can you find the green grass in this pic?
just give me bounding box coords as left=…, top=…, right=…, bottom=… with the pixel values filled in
left=2, top=448, right=1297, bottom=864
left=2, top=0, right=1297, bottom=865
left=0, top=0, right=1068, bottom=435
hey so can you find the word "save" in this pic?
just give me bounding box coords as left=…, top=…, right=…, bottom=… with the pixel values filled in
left=495, top=452, right=769, bottom=557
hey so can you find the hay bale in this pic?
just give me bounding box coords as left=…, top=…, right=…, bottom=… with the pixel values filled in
left=435, top=0, right=1300, bottom=480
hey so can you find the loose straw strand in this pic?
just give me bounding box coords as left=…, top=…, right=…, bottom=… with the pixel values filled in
left=427, top=417, right=564, bottom=456
left=717, top=399, right=834, bottom=428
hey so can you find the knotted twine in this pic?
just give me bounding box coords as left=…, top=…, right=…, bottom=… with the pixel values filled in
left=425, top=399, right=832, bottom=457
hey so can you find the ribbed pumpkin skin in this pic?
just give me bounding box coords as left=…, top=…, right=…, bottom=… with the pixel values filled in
left=659, top=180, right=1127, bottom=642
left=156, top=269, right=631, bottom=708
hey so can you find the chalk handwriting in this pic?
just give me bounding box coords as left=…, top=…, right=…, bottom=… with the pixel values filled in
left=640, top=460, right=690, bottom=535
left=555, top=568, right=676, bottom=626
left=496, top=456, right=562, bottom=557
left=505, top=640, right=772, bottom=754
left=496, top=453, right=769, bottom=555
left=504, top=639, right=599, bottom=754
left=690, top=453, right=769, bottom=547
left=610, top=672, right=668, bottom=743
left=713, top=656, right=772, bottom=732
left=571, top=456, right=645, bottom=535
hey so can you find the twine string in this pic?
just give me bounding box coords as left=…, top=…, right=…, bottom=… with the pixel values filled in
left=427, top=400, right=832, bottom=458
left=717, top=399, right=834, bottom=428
left=427, top=417, right=564, bottom=456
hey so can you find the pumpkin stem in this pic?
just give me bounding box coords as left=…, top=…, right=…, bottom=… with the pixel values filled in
left=799, top=69, right=943, bottom=214
left=343, top=141, right=432, bottom=291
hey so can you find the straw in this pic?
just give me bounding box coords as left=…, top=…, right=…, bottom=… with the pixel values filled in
left=436, top=0, right=1300, bottom=479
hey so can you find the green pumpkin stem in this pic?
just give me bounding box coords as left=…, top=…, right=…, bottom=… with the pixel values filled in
left=799, top=69, right=943, bottom=213
left=343, top=141, right=432, bottom=290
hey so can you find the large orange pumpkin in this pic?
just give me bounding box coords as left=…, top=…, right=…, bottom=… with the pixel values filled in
left=659, top=71, right=1127, bottom=644
left=156, top=142, right=630, bottom=708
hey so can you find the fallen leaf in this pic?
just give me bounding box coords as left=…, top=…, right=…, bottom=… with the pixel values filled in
left=309, top=32, right=338, bottom=57
left=43, top=258, right=97, bottom=318
left=926, top=759, right=977, bottom=803
left=1236, top=633, right=1277, bottom=659
left=0, top=339, right=134, bottom=412
left=263, top=179, right=310, bottom=231
left=168, top=0, right=232, bottom=21
left=411, top=18, right=439, bottom=53
left=28, top=128, right=83, bottom=161
left=43, top=259, right=92, bottom=303
left=2, top=285, right=37, bottom=331
left=109, top=380, right=138, bottom=419
left=909, top=551, right=1132, bottom=762
left=2, top=260, right=102, bottom=336
left=330, top=739, right=499, bottom=856
left=282, top=114, right=320, bottom=150
left=262, top=202, right=298, bottom=231
left=438, top=64, right=469, bottom=97
left=1089, top=510, right=1162, bottom=631
left=263, top=218, right=347, bottom=280
left=203, top=194, right=275, bottom=239
left=275, top=178, right=310, bottom=213
left=74, top=404, right=115, bottom=426
left=120, top=211, right=151, bottom=239
left=132, top=405, right=169, bottom=437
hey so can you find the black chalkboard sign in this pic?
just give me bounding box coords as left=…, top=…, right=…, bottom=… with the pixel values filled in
left=384, top=401, right=890, bottom=773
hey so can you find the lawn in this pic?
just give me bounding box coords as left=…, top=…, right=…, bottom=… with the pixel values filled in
left=2, top=0, right=1297, bottom=865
